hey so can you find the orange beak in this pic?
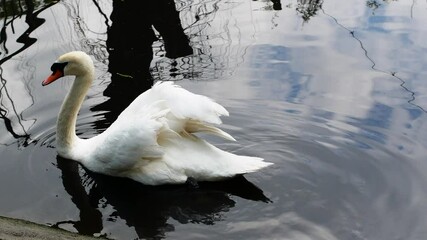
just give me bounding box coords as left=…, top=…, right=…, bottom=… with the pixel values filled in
left=42, top=70, right=63, bottom=86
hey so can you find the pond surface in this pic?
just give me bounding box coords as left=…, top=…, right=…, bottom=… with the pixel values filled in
left=1, top=0, right=427, bottom=239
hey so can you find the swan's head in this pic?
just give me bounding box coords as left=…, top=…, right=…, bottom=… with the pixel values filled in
left=42, top=51, right=94, bottom=86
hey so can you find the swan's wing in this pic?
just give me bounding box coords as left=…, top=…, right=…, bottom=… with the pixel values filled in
left=90, top=101, right=168, bottom=172
left=123, top=81, right=228, bottom=124
left=150, top=81, right=229, bottom=124
left=119, top=81, right=235, bottom=141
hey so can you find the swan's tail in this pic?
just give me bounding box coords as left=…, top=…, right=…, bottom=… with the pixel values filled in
left=186, top=154, right=273, bottom=182
left=227, top=155, right=273, bottom=176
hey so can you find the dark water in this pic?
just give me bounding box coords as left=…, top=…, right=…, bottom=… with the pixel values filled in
left=1, top=0, right=427, bottom=239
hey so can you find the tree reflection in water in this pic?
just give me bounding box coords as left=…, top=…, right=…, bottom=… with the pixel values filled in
left=0, top=0, right=58, bottom=148
left=91, top=0, right=193, bottom=128
left=296, top=0, right=323, bottom=22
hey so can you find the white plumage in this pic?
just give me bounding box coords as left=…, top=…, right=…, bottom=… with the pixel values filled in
left=42, top=51, right=272, bottom=185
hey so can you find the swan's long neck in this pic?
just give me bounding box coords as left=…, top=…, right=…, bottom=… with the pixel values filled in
left=56, top=72, right=93, bottom=158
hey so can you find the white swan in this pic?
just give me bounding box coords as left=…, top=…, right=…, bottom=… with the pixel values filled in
left=42, top=51, right=272, bottom=185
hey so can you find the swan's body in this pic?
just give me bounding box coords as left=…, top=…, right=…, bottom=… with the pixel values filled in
left=43, top=51, right=272, bottom=185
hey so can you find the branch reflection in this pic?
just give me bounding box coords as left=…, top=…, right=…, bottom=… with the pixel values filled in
left=0, top=0, right=58, bottom=147
left=0, top=0, right=58, bottom=65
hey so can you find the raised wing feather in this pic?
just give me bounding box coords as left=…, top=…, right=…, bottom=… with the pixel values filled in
left=150, top=81, right=229, bottom=124
left=123, top=81, right=229, bottom=124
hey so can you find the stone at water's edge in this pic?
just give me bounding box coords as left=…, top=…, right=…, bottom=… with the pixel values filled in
left=0, top=216, right=101, bottom=240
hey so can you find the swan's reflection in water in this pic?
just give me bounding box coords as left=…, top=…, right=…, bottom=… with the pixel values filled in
left=56, top=156, right=269, bottom=238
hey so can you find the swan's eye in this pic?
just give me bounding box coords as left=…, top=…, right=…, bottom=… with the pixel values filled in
left=50, top=62, right=68, bottom=73
left=42, top=62, right=69, bottom=86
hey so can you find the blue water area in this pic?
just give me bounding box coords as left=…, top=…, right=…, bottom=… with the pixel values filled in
left=1, top=0, right=427, bottom=239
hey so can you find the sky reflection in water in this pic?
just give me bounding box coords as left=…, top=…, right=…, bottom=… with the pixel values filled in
left=1, top=0, right=427, bottom=239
